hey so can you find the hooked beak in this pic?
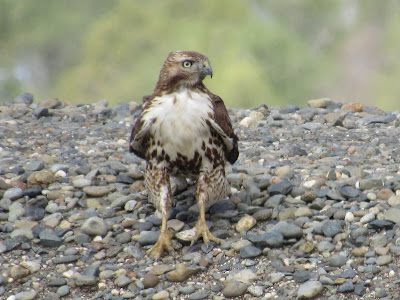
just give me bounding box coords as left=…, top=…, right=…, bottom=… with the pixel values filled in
left=202, top=61, right=213, bottom=78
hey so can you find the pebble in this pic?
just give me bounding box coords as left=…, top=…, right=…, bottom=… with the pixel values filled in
left=81, top=216, right=108, bottom=236
left=152, top=290, right=169, bottom=300
left=166, top=264, right=202, bottom=282
left=1, top=98, right=400, bottom=299
left=222, top=280, right=248, bottom=297
left=236, top=214, right=256, bottom=232
left=297, top=280, right=323, bottom=298
left=143, top=272, right=159, bottom=288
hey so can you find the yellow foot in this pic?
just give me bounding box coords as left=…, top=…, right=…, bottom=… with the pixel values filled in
left=147, top=230, right=174, bottom=260
left=191, top=220, right=221, bottom=246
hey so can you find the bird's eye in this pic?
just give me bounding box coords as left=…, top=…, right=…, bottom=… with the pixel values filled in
left=182, top=61, right=192, bottom=68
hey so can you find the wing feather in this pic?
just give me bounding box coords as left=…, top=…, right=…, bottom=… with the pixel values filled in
left=129, top=101, right=154, bottom=159
left=209, top=93, right=239, bottom=164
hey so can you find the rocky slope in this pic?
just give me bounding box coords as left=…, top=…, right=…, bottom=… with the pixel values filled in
left=1, top=93, right=400, bottom=299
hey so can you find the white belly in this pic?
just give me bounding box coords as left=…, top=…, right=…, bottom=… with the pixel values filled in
left=143, top=90, right=214, bottom=161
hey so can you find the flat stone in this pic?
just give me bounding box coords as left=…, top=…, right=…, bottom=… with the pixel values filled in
left=4, top=187, right=24, bottom=200
left=376, top=255, right=392, bottom=266
left=83, top=185, right=116, bottom=197
left=222, top=280, right=248, bottom=297
left=267, top=180, right=293, bottom=195
left=297, top=280, right=323, bottom=298
left=307, top=98, right=331, bottom=108
left=12, top=290, right=38, bottom=300
left=115, top=275, right=132, bottom=287
left=337, top=281, right=354, bottom=293
left=75, top=275, right=98, bottom=286
left=271, top=221, right=303, bottom=239
left=188, top=291, right=209, bottom=300
left=383, top=208, right=400, bottom=223
left=166, top=264, right=202, bottom=282
left=39, top=228, right=62, bottom=247
left=240, top=245, right=261, bottom=258
left=246, top=230, right=284, bottom=248
left=152, top=290, right=169, bottom=300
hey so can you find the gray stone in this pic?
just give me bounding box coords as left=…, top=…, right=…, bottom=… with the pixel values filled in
left=32, top=107, right=49, bottom=118
left=339, top=186, right=361, bottom=199
left=138, top=231, right=160, bottom=246
left=222, top=280, right=247, bottom=297
left=4, top=187, right=24, bottom=201
left=317, top=241, right=334, bottom=253
left=188, top=290, right=209, bottom=300
left=264, top=194, right=285, bottom=208
left=57, top=285, right=70, bottom=297
left=329, top=254, right=347, bottom=267
left=75, top=275, right=98, bottom=286
left=271, top=221, right=303, bottom=239
left=240, top=245, right=261, bottom=258
left=321, top=220, right=343, bottom=237
left=115, top=275, right=132, bottom=287
left=337, top=281, right=354, bottom=293
left=248, top=285, right=264, bottom=297
left=358, top=179, right=384, bottom=191
left=376, top=255, right=392, bottom=266
left=384, top=208, right=400, bottom=223
left=81, top=216, right=108, bottom=236
left=13, top=290, right=38, bottom=300
left=293, top=270, right=312, bottom=283
left=297, top=280, right=323, bottom=298
left=26, top=160, right=45, bottom=171
left=246, top=230, right=284, bottom=248
left=53, top=255, right=78, bottom=264
left=14, top=92, right=34, bottom=105
left=179, top=285, right=196, bottom=295
left=267, top=180, right=293, bottom=195
left=39, top=228, right=62, bottom=247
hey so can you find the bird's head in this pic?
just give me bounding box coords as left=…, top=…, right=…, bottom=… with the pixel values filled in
left=155, top=51, right=213, bottom=93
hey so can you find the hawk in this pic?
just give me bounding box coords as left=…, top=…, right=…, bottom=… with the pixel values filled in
left=130, top=51, right=239, bottom=259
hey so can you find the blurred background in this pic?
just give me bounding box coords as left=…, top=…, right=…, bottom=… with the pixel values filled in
left=1, top=0, right=400, bottom=110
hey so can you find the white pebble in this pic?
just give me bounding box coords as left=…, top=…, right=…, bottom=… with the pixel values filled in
left=55, top=170, right=67, bottom=178
left=345, top=212, right=354, bottom=222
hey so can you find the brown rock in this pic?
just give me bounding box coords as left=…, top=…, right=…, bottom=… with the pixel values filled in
left=377, top=188, right=394, bottom=200
left=83, top=186, right=116, bottom=197
left=166, top=264, right=202, bottom=282
left=143, top=272, right=159, bottom=288
left=40, top=98, right=62, bottom=109
left=341, top=102, right=363, bottom=112
left=27, top=170, right=57, bottom=187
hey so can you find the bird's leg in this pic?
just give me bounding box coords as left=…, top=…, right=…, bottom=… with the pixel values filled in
left=147, top=211, right=174, bottom=260
left=145, top=165, right=174, bottom=260
left=191, top=174, right=221, bottom=246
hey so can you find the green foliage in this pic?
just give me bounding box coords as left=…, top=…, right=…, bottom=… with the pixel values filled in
left=54, top=0, right=332, bottom=107
left=1, top=0, right=400, bottom=110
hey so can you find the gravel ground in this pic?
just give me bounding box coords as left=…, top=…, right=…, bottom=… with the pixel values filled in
left=1, top=93, right=400, bottom=299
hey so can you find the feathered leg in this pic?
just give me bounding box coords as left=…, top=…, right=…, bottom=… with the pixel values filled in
left=145, top=163, right=174, bottom=259
left=191, top=167, right=229, bottom=246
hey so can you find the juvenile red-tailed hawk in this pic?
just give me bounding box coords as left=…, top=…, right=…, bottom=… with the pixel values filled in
left=130, top=51, right=239, bottom=259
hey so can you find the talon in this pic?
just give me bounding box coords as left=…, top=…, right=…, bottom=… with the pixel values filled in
left=147, top=230, right=174, bottom=260
left=191, top=219, right=221, bottom=246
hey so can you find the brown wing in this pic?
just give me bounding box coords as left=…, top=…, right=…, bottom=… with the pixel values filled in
left=209, top=93, right=239, bottom=164
left=129, top=100, right=153, bottom=159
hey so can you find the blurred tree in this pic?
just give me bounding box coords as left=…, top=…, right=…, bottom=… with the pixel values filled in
left=54, top=0, right=338, bottom=107
left=1, top=0, right=399, bottom=110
